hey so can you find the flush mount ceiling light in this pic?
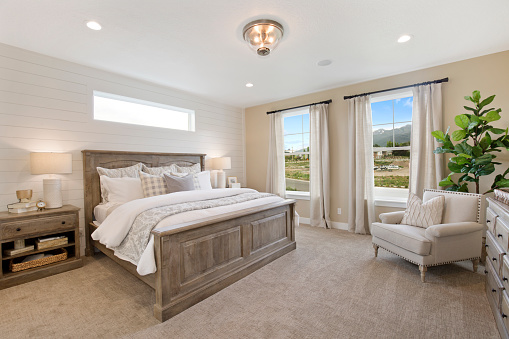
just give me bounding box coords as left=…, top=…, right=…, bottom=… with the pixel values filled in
left=317, top=59, right=332, bottom=66
left=245, top=83, right=254, bottom=88
left=243, top=19, right=284, bottom=56
left=398, top=34, right=412, bottom=43
left=86, top=21, right=102, bottom=31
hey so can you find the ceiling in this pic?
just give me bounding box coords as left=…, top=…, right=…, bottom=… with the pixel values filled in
left=1, top=0, right=508, bottom=108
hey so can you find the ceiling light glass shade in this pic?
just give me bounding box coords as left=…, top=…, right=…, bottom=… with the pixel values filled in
left=243, top=19, right=284, bottom=56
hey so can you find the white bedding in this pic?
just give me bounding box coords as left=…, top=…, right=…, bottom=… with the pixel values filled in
left=92, top=188, right=296, bottom=276
left=93, top=202, right=122, bottom=224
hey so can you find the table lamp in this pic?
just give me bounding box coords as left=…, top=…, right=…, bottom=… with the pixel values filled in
left=30, top=152, right=72, bottom=209
left=212, top=157, right=231, bottom=189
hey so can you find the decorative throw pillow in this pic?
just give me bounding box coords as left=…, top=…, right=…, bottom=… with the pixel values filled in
left=139, top=171, right=168, bottom=197
left=99, top=176, right=144, bottom=204
left=97, top=163, right=143, bottom=203
left=141, top=164, right=178, bottom=176
left=163, top=173, right=195, bottom=193
left=401, top=193, right=445, bottom=228
left=174, top=163, right=201, bottom=174
left=195, top=171, right=213, bottom=190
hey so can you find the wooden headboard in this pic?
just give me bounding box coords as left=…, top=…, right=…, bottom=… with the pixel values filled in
left=81, top=150, right=205, bottom=255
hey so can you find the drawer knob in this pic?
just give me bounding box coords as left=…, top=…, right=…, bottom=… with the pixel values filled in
left=492, top=289, right=497, bottom=293
left=486, top=244, right=489, bottom=248
left=499, top=234, right=503, bottom=238
left=493, top=257, right=498, bottom=262
left=16, top=227, right=21, bottom=232
left=61, top=221, right=66, bottom=225
left=485, top=270, right=489, bottom=274
left=504, top=314, right=508, bottom=319
left=487, top=220, right=491, bottom=223
left=504, top=277, right=508, bottom=282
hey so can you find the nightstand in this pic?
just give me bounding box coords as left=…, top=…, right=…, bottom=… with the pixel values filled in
left=0, top=205, right=83, bottom=289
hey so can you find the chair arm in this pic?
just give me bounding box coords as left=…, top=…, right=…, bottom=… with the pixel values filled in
left=425, top=222, right=484, bottom=238
left=379, top=211, right=405, bottom=224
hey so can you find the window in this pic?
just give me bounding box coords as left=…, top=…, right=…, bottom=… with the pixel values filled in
left=93, top=91, right=195, bottom=131
left=283, top=109, right=310, bottom=199
left=371, top=90, right=413, bottom=205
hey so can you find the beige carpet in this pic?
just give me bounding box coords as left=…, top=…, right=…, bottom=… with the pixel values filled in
left=0, top=226, right=499, bottom=338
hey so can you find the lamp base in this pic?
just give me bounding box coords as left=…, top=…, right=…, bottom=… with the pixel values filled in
left=217, top=171, right=226, bottom=189
left=43, top=178, right=63, bottom=209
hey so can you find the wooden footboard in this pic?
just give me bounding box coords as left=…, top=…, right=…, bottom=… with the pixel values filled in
left=152, top=199, right=296, bottom=321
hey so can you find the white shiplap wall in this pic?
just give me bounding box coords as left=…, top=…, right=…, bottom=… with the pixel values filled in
left=0, top=43, right=245, bottom=253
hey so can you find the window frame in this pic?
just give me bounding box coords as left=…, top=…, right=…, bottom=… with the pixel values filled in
left=93, top=91, right=196, bottom=132
left=282, top=108, right=310, bottom=200
left=370, top=89, right=413, bottom=205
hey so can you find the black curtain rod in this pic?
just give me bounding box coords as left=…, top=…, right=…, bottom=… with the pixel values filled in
left=343, top=77, right=449, bottom=100
left=266, top=99, right=332, bottom=115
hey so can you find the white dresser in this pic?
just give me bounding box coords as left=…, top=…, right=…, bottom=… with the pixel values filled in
left=486, top=197, right=509, bottom=339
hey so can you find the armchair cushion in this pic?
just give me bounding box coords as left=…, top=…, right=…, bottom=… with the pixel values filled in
left=372, top=222, right=431, bottom=256
left=425, top=222, right=484, bottom=238
left=379, top=211, right=405, bottom=224
left=401, top=193, right=444, bottom=228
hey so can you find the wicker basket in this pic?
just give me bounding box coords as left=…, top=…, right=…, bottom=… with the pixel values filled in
left=10, top=248, right=67, bottom=273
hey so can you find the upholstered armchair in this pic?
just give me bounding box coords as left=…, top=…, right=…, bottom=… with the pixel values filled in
left=371, top=189, right=484, bottom=282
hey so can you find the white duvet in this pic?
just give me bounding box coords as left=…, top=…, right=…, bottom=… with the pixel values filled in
left=92, top=188, right=295, bottom=276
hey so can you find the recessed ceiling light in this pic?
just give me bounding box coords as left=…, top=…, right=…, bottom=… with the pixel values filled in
left=246, top=83, right=254, bottom=88
left=317, top=60, right=332, bottom=66
left=86, top=21, right=102, bottom=31
left=398, top=34, right=412, bottom=43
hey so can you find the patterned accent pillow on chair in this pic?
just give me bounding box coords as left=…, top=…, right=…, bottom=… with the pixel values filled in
left=139, top=171, right=168, bottom=197
left=401, top=193, right=445, bottom=228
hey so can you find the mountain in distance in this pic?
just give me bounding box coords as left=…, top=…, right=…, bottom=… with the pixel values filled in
left=373, top=124, right=411, bottom=146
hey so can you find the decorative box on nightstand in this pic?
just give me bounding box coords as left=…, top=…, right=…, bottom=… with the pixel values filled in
left=0, top=205, right=83, bottom=289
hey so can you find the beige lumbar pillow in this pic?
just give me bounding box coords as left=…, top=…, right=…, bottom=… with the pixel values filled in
left=401, top=193, right=445, bottom=228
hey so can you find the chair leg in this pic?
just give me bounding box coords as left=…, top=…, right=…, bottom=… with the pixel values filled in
left=472, top=259, right=479, bottom=273
left=419, top=265, right=427, bottom=283
left=373, top=244, right=379, bottom=257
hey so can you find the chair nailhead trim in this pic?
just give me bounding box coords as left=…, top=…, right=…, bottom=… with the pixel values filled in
left=423, top=189, right=482, bottom=223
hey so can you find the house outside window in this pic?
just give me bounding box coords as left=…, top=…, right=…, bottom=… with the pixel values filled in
left=370, top=90, right=413, bottom=206
left=283, top=109, right=310, bottom=200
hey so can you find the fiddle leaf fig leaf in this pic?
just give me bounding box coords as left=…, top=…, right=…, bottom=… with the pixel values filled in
left=479, top=95, right=496, bottom=109
left=489, top=128, right=506, bottom=134
left=496, top=179, right=509, bottom=188
left=486, top=110, right=501, bottom=122
left=448, top=162, right=463, bottom=173
left=480, top=134, right=492, bottom=151
left=451, top=156, right=469, bottom=165
left=455, top=114, right=470, bottom=129
left=431, top=130, right=446, bottom=142
left=452, top=130, right=467, bottom=141
left=472, top=90, right=481, bottom=103
left=464, top=106, right=477, bottom=113
left=473, top=154, right=493, bottom=165
left=477, top=163, right=496, bottom=176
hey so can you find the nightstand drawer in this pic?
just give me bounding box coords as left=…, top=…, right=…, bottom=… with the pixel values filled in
left=498, top=218, right=509, bottom=253
left=487, top=258, right=504, bottom=311
left=1, top=214, right=76, bottom=240
left=487, top=231, right=506, bottom=277
left=487, top=207, right=498, bottom=234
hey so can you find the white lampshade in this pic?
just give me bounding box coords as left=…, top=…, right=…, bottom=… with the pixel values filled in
left=212, top=157, right=231, bottom=170
left=30, top=152, right=72, bottom=209
left=30, top=152, right=72, bottom=174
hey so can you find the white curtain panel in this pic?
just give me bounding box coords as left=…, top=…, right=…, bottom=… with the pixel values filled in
left=309, top=104, right=331, bottom=228
left=266, top=112, right=286, bottom=197
left=347, top=96, right=375, bottom=234
left=409, top=83, right=444, bottom=198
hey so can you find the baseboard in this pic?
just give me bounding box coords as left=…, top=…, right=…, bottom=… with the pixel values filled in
left=299, top=217, right=348, bottom=230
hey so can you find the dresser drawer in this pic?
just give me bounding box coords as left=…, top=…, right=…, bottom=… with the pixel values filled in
left=487, top=207, right=498, bottom=235
left=502, top=292, right=509, bottom=329
left=503, top=256, right=509, bottom=291
left=499, top=219, right=509, bottom=253
left=487, top=258, right=504, bottom=311
left=487, top=231, right=506, bottom=277
left=0, top=214, right=76, bottom=240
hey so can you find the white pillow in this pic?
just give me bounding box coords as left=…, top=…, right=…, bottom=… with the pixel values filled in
left=99, top=176, right=144, bottom=204
left=195, top=171, right=213, bottom=190
left=401, top=193, right=445, bottom=228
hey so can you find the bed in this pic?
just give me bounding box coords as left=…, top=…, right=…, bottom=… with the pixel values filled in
left=82, top=150, right=297, bottom=321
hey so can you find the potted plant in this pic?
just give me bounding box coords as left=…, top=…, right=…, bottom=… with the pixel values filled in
left=432, top=90, right=509, bottom=194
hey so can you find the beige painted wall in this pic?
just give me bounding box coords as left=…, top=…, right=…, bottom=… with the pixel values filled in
left=245, top=50, right=509, bottom=222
